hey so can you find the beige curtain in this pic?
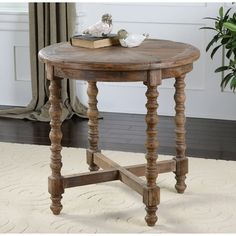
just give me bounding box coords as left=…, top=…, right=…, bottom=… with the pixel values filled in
left=0, top=3, right=87, bottom=121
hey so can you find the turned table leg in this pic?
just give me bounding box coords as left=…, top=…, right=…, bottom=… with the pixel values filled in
left=174, top=75, right=188, bottom=194
left=144, top=71, right=161, bottom=226
left=86, top=81, right=100, bottom=171
left=47, top=65, right=64, bottom=215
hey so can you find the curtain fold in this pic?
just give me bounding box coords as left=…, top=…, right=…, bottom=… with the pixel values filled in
left=0, top=3, right=87, bottom=122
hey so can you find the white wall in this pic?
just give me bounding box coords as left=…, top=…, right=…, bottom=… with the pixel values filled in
left=0, top=3, right=236, bottom=120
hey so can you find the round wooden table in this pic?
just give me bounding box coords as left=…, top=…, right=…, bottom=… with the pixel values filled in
left=39, top=39, right=200, bottom=227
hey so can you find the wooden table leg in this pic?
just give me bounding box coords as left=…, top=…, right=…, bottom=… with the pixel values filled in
left=144, top=71, right=161, bottom=226
left=86, top=81, right=100, bottom=171
left=47, top=65, right=64, bottom=215
left=174, top=75, right=188, bottom=194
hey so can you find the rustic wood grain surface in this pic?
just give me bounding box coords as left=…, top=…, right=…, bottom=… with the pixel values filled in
left=39, top=39, right=200, bottom=71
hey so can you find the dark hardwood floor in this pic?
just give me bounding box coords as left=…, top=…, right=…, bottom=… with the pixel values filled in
left=0, top=111, right=235, bottom=161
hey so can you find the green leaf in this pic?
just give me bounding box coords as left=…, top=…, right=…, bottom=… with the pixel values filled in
left=224, top=22, right=236, bottom=32
left=222, top=35, right=231, bottom=38
left=206, top=34, right=219, bottom=52
left=200, top=27, right=217, bottom=31
left=224, top=8, right=231, bottom=19
left=211, top=45, right=222, bottom=58
left=230, top=76, right=236, bottom=91
left=229, top=59, right=236, bottom=66
left=232, top=40, right=236, bottom=48
left=226, top=49, right=233, bottom=59
left=218, top=20, right=224, bottom=30
left=221, top=36, right=230, bottom=44
left=226, top=43, right=233, bottom=49
left=219, top=6, right=224, bottom=18
left=221, top=73, right=233, bottom=88
left=203, top=17, right=219, bottom=20
left=215, top=66, right=229, bottom=73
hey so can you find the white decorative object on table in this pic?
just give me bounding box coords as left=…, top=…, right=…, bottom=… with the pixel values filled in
left=117, top=29, right=149, bottom=48
left=83, top=14, right=112, bottom=37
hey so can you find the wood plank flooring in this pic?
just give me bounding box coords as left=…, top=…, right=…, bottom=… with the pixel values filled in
left=0, top=112, right=235, bottom=161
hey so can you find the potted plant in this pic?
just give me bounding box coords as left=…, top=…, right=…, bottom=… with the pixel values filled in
left=201, top=5, right=236, bottom=91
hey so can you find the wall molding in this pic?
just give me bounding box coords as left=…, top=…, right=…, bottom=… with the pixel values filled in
left=102, top=3, right=207, bottom=7
left=78, top=2, right=209, bottom=26
left=0, top=11, right=28, bottom=23
left=0, top=11, right=27, bottom=15
left=14, top=45, right=31, bottom=82
left=0, top=25, right=29, bottom=32
left=113, top=20, right=205, bottom=26
left=0, top=12, right=28, bottom=31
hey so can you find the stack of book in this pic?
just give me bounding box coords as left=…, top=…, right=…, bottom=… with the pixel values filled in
left=70, top=34, right=120, bottom=49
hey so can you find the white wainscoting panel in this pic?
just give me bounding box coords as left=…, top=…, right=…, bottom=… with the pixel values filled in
left=14, top=46, right=31, bottom=82
left=0, top=12, right=31, bottom=106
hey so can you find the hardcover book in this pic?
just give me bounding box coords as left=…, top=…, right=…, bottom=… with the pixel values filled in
left=70, top=34, right=120, bottom=49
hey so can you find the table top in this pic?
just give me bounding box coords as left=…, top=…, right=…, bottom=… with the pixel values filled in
left=39, top=39, right=200, bottom=71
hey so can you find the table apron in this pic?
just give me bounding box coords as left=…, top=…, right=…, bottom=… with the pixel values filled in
left=54, top=67, right=148, bottom=82
left=53, top=64, right=193, bottom=82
